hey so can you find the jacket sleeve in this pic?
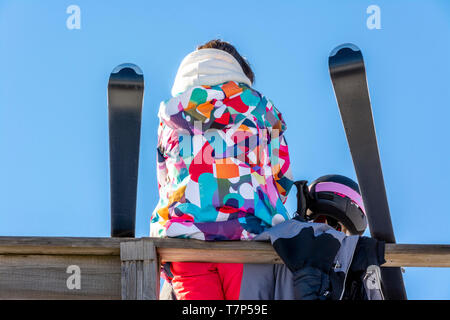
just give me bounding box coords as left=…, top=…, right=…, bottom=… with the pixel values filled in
left=267, top=102, right=294, bottom=204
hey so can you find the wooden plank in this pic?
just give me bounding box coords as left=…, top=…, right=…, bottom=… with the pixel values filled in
left=0, top=254, right=121, bottom=299
left=120, top=240, right=142, bottom=261
left=384, top=244, right=450, bottom=268
left=153, top=238, right=283, bottom=264
left=128, top=261, right=137, bottom=300
left=120, top=261, right=130, bottom=300
left=120, top=240, right=138, bottom=300
left=120, top=239, right=160, bottom=300
left=136, top=260, right=143, bottom=300
left=0, top=237, right=449, bottom=268
left=154, top=239, right=450, bottom=268
left=0, top=236, right=124, bottom=256
left=142, top=240, right=159, bottom=300
left=158, top=247, right=282, bottom=264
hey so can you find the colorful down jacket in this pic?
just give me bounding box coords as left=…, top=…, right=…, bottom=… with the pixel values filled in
left=151, top=81, right=293, bottom=240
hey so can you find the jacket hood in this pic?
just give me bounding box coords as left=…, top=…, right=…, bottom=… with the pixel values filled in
left=171, top=48, right=252, bottom=97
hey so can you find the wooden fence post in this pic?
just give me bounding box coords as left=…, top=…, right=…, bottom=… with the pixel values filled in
left=120, top=239, right=160, bottom=300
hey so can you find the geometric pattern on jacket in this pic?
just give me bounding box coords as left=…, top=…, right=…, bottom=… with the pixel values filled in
left=151, top=81, right=293, bottom=240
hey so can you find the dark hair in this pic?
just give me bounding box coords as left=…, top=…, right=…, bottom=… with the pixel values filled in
left=197, top=39, right=254, bottom=84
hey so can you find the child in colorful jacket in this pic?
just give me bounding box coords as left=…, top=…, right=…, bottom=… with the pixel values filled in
left=151, top=40, right=293, bottom=299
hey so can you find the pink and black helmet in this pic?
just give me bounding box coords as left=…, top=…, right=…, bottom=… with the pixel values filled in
left=306, top=174, right=368, bottom=235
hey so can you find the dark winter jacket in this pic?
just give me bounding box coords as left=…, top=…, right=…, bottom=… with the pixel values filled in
left=160, top=219, right=385, bottom=300
left=255, top=218, right=385, bottom=300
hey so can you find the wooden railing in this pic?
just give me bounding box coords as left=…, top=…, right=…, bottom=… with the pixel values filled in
left=0, top=236, right=449, bottom=299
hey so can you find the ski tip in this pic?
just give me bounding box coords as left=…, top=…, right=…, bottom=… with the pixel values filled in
left=329, top=43, right=361, bottom=58
left=111, top=63, right=143, bottom=75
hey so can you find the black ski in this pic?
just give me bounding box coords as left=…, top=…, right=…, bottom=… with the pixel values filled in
left=328, top=44, right=407, bottom=300
left=107, top=63, right=144, bottom=237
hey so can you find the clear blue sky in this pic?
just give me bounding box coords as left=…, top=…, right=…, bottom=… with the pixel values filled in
left=0, top=0, right=449, bottom=299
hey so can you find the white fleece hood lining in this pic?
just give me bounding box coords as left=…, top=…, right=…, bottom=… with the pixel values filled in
left=171, top=48, right=252, bottom=97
